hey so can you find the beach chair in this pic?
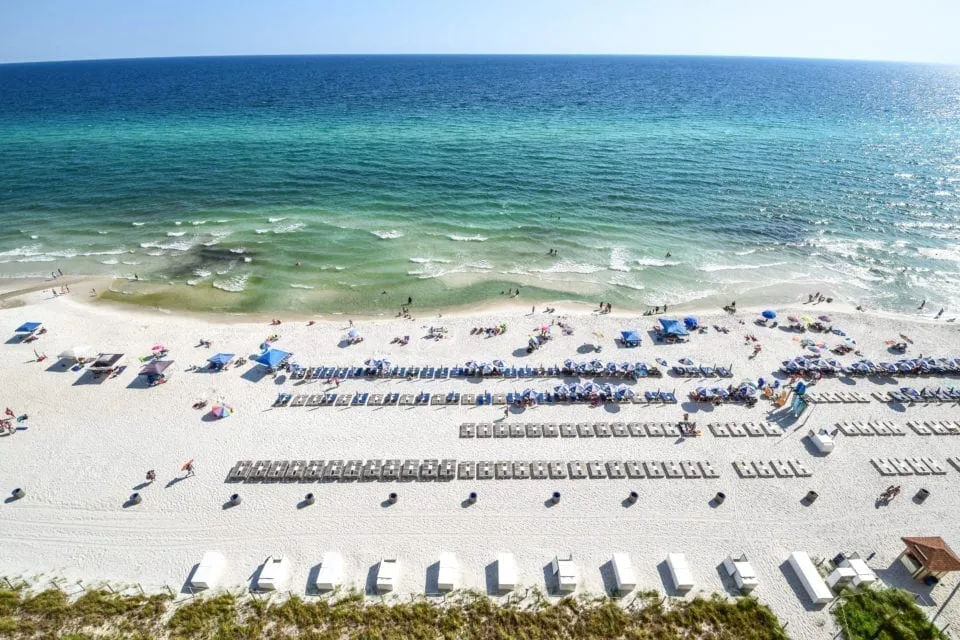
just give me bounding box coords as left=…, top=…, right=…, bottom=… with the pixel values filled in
left=922, top=458, right=947, bottom=475
left=709, top=423, right=730, bottom=437
left=530, top=460, right=548, bottom=479
left=352, top=393, right=369, bottom=406
left=645, top=423, right=665, bottom=437
left=335, top=393, right=353, bottom=406
left=680, top=460, right=701, bottom=478
left=513, top=461, right=530, bottom=479
left=303, top=460, right=323, bottom=481
left=605, top=460, right=626, bottom=479
left=249, top=460, right=271, bottom=481
left=543, top=423, right=559, bottom=437
left=752, top=461, right=775, bottom=478
left=624, top=461, right=645, bottom=478
left=627, top=422, right=645, bottom=437
left=577, top=423, right=594, bottom=438
left=362, top=459, right=382, bottom=480
left=380, top=459, right=400, bottom=481
left=437, top=367, right=449, bottom=379
left=266, top=460, right=289, bottom=481
left=272, top=394, right=291, bottom=408
left=788, top=459, right=812, bottom=477
left=439, top=459, right=456, bottom=481
left=290, top=394, right=307, bottom=407
left=761, top=422, right=781, bottom=437
left=401, top=459, right=420, bottom=481
left=384, top=392, right=400, bottom=405
left=594, top=422, right=612, bottom=438
left=854, top=421, right=876, bottom=436
left=771, top=460, right=794, bottom=478
left=505, top=393, right=516, bottom=405
left=560, top=423, right=576, bottom=437
left=662, top=422, right=680, bottom=437
left=907, top=421, right=931, bottom=435
left=526, top=423, right=543, bottom=437
left=457, top=461, right=476, bottom=480
left=323, top=393, right=338, bottom=406
left=568, top=461, right=587, bottom=479
left=322, top=460, right=344, bottom=481
left=494, top=461, right=512, bottom=479
left=887, top=458, right=913, bottom=475
left=663, top=461, right=683, bottom=478
left=227, top=460, right=253, bottom=482
left=493, top=423, right=508, bottom=438
left=744, top=422, right=764, bottom=437
left=419, top=459, right=438, bottom=480
left=445, top=391, right=460, bottom=404
left=644, top=461, right=665, bottom=478
left=476, top=423, right=491, bottom=438
left=905, top=458, right=931, bottom=475
left=586, top=461, right=606, bottom=479
left=733, top=461, right=757, bottom=478
left=549, top=461, right=568, bottom=479
left=885, top=421, right=906, bottom=436
left=947, top=457, right=960, bottom=473
left=509, top=423, right=525, bottom=438
left=430, top=393, right=445, bottom=406
left=644, top=391, right=658, bottom=403
left=460, top=423, right=476, bottom=438
left=284, top=460, right=306, bottom=482
left=727, top=423, right=746, bottom=437
left=369, top=394, right=384, bottom=406
left=699, top=461, right=720, bottom=479
left=611, top=422, right=628, bottom=437
left=342, top=460, right=362, bottom=481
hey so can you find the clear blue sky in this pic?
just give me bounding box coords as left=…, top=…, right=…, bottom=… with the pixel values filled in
left=2, top=0, right=958, bottom=64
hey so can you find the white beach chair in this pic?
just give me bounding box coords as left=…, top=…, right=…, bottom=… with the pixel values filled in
left=256, top=555, right=290, bottom=591
left=666, top=553, right=694, bottom=591
left=612, top=553, right=637, bottom=593
left=314, top=552, right=343, bottom=591
left=189, top=551, right=225, bottom=591
left=497, top=553, right=518, bottom=593
left=376, top=558, right=399, bottom=593
left=436, top=552, right=459, bottom=592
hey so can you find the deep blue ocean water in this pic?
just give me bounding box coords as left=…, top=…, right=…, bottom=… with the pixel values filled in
left=1, top=55, right=959, bottom=314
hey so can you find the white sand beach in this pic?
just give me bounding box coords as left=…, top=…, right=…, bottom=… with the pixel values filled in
left=1, top=282, right=959, bottom=639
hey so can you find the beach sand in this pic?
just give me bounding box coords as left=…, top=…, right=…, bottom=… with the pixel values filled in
left=0, top=280, right=958, bottom=638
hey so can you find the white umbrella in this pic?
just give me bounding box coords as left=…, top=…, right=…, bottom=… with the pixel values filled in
left=58, top=345, right=94, bottom=361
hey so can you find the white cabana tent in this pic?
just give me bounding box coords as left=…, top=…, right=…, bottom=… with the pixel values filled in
left=788, top=552, right=833, bottom=605
left=437, top=552, right=459, bottom=592
left=723, top=554, right=758, bottom=593
left=809, top=430, right=835, bottom=454
left=189, top=551, right=226, bottom=591
left=551, top=555, right=578, bottom=593
left=314, top=552, right=343, bottom=591
left=497, top=553, right=517, bottom=593
left=667, top=553, right=694, bottom=591
left=256, top=555, right=290, bottom=591
left=612, top=553, right=637, bottom=592
left=376, top=558, right=399, bottom=593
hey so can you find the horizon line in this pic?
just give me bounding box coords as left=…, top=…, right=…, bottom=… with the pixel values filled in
left=2, top=52, right=957, bottom=67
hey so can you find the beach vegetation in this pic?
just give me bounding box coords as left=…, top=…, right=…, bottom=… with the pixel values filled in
left=832, top=586, right=946, bottom=639
left=0, top=583, right=792, bottom=639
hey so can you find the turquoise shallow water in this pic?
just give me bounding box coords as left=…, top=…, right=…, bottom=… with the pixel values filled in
left=1, top=56, right=959, bottom=314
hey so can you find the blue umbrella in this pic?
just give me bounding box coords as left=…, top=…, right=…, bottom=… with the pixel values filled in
left=683, top=316, right=699, bottom=329
left=762, top=310, right=776, bottom=320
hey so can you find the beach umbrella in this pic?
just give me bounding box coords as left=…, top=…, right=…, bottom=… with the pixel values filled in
left=347, top=329, right=358, bottom=338
left=761, top=310, right=776, bottom=320
left=589, top=359, right=603, bottom=371
left=655, top=358, right=667, bottom=367
left=14, top=322, right=42, bottom=335
left=492, top=359, right=505, bottom=369
left=252, top=348, right=290, bottom=368
left=619, top=361, right=632, bottom=372
left=819, top=315, right=832, bottom=322
left=801, top=316, right=813, bottom=324
left=679, top=357, right=693, bottom=365
left=58, top=345, right=94, bottom=361
left=139, top=360, right=174, bottom=376
left=787, top=315, right=799, bottom=323
left=522, top=388, right=536, bottom=399
left=563, top=359, right=575, bottom=368
left=683, top=316, right=698, bottom=329
left=207, top=353, right=234, bottom=367
left=151, top=344, right=166, bottom=352
left=211, top=404, right=232, bottom=419
left=364, top=358, right=377, bottom=366
left=465, top=360, right=478, bottom=369
left=181, top=459, right=194, bottom=471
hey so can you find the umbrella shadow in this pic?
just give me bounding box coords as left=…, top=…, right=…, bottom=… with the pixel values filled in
left=165, top=476, right=188, bottom=489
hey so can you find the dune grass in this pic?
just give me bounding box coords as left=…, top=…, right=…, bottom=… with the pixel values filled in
left=0, top=585, right=790, bottom=639
left=832, top=587, right=945, bottom=640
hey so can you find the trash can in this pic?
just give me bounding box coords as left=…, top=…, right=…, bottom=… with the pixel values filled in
left=129, top=492, right=142, bottom=505
left=627, top=491, right=639, bottom=504
left=714, top=491, right=726, bottom=504
left=229, top=493, right=242, bottom=506
left=468, top=491, right=477, bottom=504
left=551, top=491, right=561, bottom=504
left=303, top=493, right=315, bottom=505
left=388, top=492, right=398, bottom=504
left=916, top=488, right=930, bottom=502
left=805, top=490, right=819, bottom=503
left=11, top=488, right=25, bottom=500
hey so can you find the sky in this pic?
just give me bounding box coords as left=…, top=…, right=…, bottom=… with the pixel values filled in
left=1, top=0, right=958, bottom=65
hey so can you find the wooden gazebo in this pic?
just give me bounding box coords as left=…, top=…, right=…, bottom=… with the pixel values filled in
left=898, top=537, right=960, bottom=582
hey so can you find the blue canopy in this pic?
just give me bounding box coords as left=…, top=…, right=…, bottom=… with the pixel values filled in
left=762, top=309, right=777, bottom=320
left=659, top=318, right=689, bottom=337
left=15, top=322, right=42, bottom=333
left=683, top=316, right=699, bottom=329
left=620, top=330, right=641, bottom=343
left=208, top=353, right=235, bottom=366
left=253, top=348, right=290, bottom=368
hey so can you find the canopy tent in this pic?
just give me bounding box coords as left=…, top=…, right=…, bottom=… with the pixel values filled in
left=253, top=348, right=291, bottom=368
left=659, top=318, right=689, bottom=337
left=88, top=353, right=124, bottom=373
left=683, top=316, right=699, bottom=330
left=620, top=330, right=641, bottom=346
left=139, top=360, right=174, bottom=377
left=57, top=345, right=94, bottom=361
left=14, top=322, right=42, bottom=335
left=207, top=353, right=235, bottom=370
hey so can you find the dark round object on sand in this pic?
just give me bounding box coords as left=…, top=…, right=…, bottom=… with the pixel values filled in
left=388, top=492, right=398, bottom=504
left=714, top=491, right=726, bottom=504
left=229, top=493, right=242, bottom=505
left=805, top=490, right=819, bottom=503
left=11, top=488, right=25, bottom=500
left=551, top=491, right=561, bottom=504
left=304, top=493, right=315, bottom=505
left=916, top=488, right=930, bottom=502
left=628, top=491, right=639, bottom=504
left=129, top=492, right=142, bottom=505
left=468, top=491, right=478, bottom=503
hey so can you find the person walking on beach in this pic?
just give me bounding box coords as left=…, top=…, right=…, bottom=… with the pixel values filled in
left=408, top=296, right=412, bottom=305
left=919, top=299, right=926, bottom=310
left=504, top=407, right=510, bottom=419
left=145, top=470, right=156, bottom=484
left=182, top=460, right=195, bottom=477
left=936, top=308, right=944, bottom=319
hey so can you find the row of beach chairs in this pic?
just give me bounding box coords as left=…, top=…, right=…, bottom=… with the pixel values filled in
left=873, top=388, right=960, bottom=404
left=732, top=459, right=812, bottom=478
left=870, top=457, right=956, bottom=476
left=272, top=390, right=682, bottom=408
left=803, top=391, right=870, bottom=404
left=460, top=421, right=698, bottom=439
left=289, top=365, right=665, bottom=381
left=834, top=421, right=907, bottom=436
left=905, top=420, right=960, bottom=436
left=707, top=422, right=784, bottom=437
left=227, top=459, right=723, bottom=482
left=670, top=365, right=733, bottom=378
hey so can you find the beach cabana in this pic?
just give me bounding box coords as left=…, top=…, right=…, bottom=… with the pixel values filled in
left=57, top=345, right=94, bottom=362
left=314, top=552, right=343, bottom=591
left=612, top=553, right=637, bottom=592
left=683, top=316, right=699, bottom=330
left=436, top=552, right=459, bottom=592
left=667, top=553, right=694, bottom=591
left=376, top=558, right=399, bottom=593
left=189, top=551, right=226, bottom=591
left=551, top=555, right=578, bottom=593
left=723, top=554, right=758, bottom=593
left=207, top=353, right=234, bottom=371
left=256, top=555, right=290, bottom=591
left=898, top=537, right=960, bottom=584
left=788, top=552, right=833, bottom=605
left=88, top=353, right=125, bottom=374
left=809, top=429, right=835, bottom=454
left=14, top=322, right=42, bottom=340
left=253, top=348, right=290, bottom=370
left=497, top=553, right=518, bottom=593
left=659, top=318, right=689, bottom=341
left=139, top=360, right=174, bottom=378
left=619, top=330, right=641, bottom=347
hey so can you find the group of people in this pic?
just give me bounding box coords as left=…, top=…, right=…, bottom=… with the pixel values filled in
left=598, top=302, right=613, bottom=314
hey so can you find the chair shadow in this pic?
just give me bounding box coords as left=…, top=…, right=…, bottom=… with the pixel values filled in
left=484, top=560, right=499, bottom=596
left=599, top=560, right=620, bottom=596
left=364, top=563, right=380, bottom=595
left=541, top=562, right=558, bottom=595
left=424, top=561, right=440, bottom=595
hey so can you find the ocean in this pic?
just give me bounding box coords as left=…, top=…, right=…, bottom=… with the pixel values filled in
left=1, top=55, right=959, bottom=315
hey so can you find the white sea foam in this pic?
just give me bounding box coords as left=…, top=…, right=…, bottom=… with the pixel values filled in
left=97, top=230, right=110, bottom=235
left=255, top=229, right=269, bottom=234
left=371, top=230, right=404, bottom=240
left=533, top=261, right=605, bottom=275
left=272, top=222, right=305, bottom=234
left=0, top=245, right=42, bottom=258
left=121, top=260, right=141, bottom=265
left=131, top=222, right=145, bottom=227
left=212, top=272, right=249, bottom=293
left=634, top=257, right=677, bottom=267
left=193, top=269, right=213, bottom=278
left=191, top=220, right=207, bottom=226
left=408, top=257, right=451, bottom=264
left=100, top=259, right=119, bottom=265
left=609, top=247, right=631, bottom=272
left=448, top=234, right=488, bottom=242
left=267, top=217, right=286, bottom=223
left=697, top=261, right=787, bottom=272
left=608, top=278, right=645, bottom=291
left=290, top=284, right=315, bottom=289
left=174, top=221, right=182, bottom=226
left=243, top=257, right=252, bottom=263
left=167, top=231, right=186, bottom=237
left=140, top=240, right=192, bottom=251
left=30, top=235, right=38, bottom=239
left=15, top=255, right=55, bottom=263
left=229, top=247, right=246, bottom=254
left=917, top=247, right=960, bottom=262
